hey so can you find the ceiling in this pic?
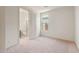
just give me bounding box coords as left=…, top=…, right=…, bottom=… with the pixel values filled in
left=27, top=6, right=62, bottom=13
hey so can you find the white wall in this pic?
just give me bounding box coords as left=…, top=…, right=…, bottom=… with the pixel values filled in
left=36, top=12, right=40, bottom=37
left=29, top=12, right=37, bottom=39
left=0, top=7, right=19, bottom=49
left=5, top=7, right=19, bottom=48
left=41, top=7, right=75, bottom=41
left=75, top=7, right=79, bottom=49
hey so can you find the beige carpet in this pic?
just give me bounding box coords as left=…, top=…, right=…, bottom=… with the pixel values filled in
left=7, top=36, right=79, bottom=53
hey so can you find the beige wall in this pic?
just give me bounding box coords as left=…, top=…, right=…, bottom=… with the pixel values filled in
left=75, top=6, right=79, bottom=49
left=41, top=7, right=75, bottom=41
left=0, top=7, right=5, bottom=51
left=5, top=7, right=19, bottom=48
left=0, top=7, right=19, bottom=50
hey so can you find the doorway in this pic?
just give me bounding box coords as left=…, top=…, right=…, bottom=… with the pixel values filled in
left=19, top=8, right=29, bottom=43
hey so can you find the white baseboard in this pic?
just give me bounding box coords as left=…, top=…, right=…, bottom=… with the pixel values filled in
left=41, top=35, right=74, bottom=42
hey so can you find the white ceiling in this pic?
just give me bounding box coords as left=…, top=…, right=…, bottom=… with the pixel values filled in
left=27, top=6, right=62, bottom=13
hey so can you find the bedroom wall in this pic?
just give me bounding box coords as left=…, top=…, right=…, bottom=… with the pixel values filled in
left=29, top=11, right=37, bottom=39
left=0, top=7, right=5, bottom=51
left=75, top=6, right=79, bottom=49
left=0, top=7, right=19, bottom=50
left=36, top=12, right=40, bottom=37
left=41, top=7, right=75, bottom=41
left=5, top=7, right=19, bottom=48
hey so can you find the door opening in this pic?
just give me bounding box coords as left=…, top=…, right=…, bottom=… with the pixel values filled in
left=19, top=8, right=29, bottom=43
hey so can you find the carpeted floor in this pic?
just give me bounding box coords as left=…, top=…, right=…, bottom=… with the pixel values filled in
left=7, top=36, right=79, bottom=53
